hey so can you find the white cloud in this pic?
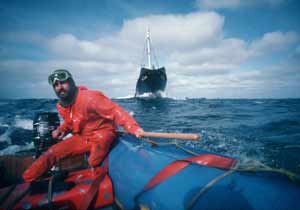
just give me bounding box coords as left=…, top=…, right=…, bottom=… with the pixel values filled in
left=169, top=38, right=248, bottom=67
left=166, top=61, right=300, bottom=98
left=249, top=31, right=298, bottom=56
left=0, top=59, right=139, bottom=99
left=120, top=12, right=224, bottom=51
left=48, top=33, right=137, bottom=63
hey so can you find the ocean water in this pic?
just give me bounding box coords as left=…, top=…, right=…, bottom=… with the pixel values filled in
left=0, top=98, right=299, bottom=174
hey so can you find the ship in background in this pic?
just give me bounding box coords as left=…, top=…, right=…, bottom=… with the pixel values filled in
left=135, top=29, right=167, bottom=98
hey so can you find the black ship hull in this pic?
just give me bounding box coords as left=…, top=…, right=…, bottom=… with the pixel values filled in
left=135, top=67, right=167, bottom=97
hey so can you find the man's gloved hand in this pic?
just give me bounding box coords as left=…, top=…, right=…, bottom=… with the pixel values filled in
left=52, top=128, right=66, bottom=140
left=134, top=128, right=144, bottom=138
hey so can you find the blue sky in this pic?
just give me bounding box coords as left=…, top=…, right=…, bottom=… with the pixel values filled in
left=0, top=0, right=299, bottom=99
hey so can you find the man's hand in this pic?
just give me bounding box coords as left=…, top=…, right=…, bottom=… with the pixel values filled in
left=52, top=129, right=66, bottom=140
left=134, top=128, right=144, bottom=138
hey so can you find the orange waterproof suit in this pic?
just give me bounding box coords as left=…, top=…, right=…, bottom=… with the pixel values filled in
left=23, top=86, right=141, bottom=182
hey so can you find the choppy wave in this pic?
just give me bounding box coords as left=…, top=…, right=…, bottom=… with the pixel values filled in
left=0, top=142, right=34, bottom=155
left=14, top=116, right=33, bottom=130
left=0, top=128, right=12, bottom=144
left=114, top=95, right=135, bottom=99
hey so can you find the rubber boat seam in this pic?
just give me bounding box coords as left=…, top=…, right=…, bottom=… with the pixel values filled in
left=138, top=137, right=187, bottom=160
left=141, top=137, right=199, bottom=156
left=141, top=137, right=199, bottom=159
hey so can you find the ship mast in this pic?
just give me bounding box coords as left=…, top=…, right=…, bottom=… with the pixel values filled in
left=146, top=28, right=153, bottom=69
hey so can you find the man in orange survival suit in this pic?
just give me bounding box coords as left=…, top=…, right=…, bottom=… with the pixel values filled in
left=23, top=69, right=144, bottom=182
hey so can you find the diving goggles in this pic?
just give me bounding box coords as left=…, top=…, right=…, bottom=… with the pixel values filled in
left=48, top=70, right=72, bottom=85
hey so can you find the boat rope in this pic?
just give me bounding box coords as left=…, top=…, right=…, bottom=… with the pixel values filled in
left=114, top=198, right=125, bottom=210
left=140, top=137, right=300, bottom=182
left=186, top=169, right=236, bottom=210
left=47, top=175, right=55, bottom=210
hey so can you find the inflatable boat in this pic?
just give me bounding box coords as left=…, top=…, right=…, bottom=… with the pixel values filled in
left=0, top=134, right=299, bottom=210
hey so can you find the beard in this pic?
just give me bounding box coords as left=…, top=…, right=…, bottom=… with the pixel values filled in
left=54, top=80, right=78, bottom=107
left=56, top=88, right=69, bottom=99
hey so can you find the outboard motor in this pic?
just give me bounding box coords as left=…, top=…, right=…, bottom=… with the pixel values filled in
left=33, top=112, right=60, bottom=158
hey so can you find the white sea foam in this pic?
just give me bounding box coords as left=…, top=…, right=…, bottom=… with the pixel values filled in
left=157, top=91, right=167, bottom=98
left=135, top=92, right=154, bottom=98
left=0, top=128, right=12, bottom=144
left=0, top=142, right=34, bottom=155
left=115, top=92, right=183, bottom=100
left=135, top=91, right=167, bottom=99
left=114, top=95, right=135, bottom=99
left=14, top=116, right=33, bottom=130
left=186, top=130, right=265, bottom=164
left=0, top=122, right=9, bottom=128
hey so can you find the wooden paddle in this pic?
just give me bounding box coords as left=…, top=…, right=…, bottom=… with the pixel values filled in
left=141, top=131, right=200, bottom=140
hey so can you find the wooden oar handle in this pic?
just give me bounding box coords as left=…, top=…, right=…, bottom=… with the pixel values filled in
left=141, top=131, right=200, bottom=140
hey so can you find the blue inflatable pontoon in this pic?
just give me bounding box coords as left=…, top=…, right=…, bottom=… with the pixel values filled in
left=109, top=134, right=300, bottom=210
